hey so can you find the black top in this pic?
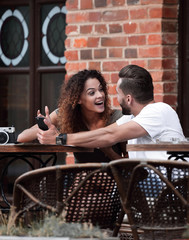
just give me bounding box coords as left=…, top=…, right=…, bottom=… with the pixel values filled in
left=74, top=109, right=123, bottom=163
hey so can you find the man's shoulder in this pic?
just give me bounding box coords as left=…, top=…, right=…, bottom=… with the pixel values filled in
left=145, top=102, right=173, bottom=111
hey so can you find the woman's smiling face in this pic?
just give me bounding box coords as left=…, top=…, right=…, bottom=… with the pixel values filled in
left=79, top=78, right=105, bottom=114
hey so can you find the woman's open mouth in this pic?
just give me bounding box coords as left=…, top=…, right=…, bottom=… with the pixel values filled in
left=95, top=101, right=104, bottom=106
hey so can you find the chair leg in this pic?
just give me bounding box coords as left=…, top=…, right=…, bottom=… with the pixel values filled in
left=113, top=208, right=125, bottom=236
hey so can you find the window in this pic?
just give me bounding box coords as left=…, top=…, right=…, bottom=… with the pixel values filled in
left=0, top=0, right=66, bottom=138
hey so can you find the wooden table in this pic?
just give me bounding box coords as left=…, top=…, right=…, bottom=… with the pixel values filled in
left=0, top=143, right=93, bottom=211
left=126, top=142, right=189, bottom=152
left=0, top=143, right=93, bottom=153
left=126, top=142, right=189, bottom=162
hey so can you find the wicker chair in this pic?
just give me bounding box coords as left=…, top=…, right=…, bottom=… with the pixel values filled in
left=8, top=162, right=123, bottom=235
left=109, top=159, right=189, bottom=240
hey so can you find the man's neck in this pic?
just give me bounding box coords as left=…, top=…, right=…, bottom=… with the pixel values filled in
left=132, top=100, right=155, bottom=116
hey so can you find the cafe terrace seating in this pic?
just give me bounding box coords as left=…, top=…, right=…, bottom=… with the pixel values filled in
left=109, top=159, right=189, bottom=240
left=8, top=159, right=189, bottom=240
left=7, top=162, right=123, bottom=236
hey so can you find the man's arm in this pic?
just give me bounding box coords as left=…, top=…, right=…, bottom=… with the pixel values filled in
left=66, top=121, right=148, bottom=148
left=37, top=120, right=148, bottom=147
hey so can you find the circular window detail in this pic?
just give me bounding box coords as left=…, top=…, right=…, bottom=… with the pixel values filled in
left=0, top=9, right=29, bottom=66
left=42, top=6, right=67, bottom=65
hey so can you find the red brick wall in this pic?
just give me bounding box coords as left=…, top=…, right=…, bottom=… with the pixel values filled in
left=65, top=0, right=179, bottom=163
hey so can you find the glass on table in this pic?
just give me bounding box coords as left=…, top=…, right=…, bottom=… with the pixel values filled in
left=156, top=137, right=183, bottom=144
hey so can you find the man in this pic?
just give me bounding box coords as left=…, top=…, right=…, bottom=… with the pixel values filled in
left=37, top=65, right=185, bottom=159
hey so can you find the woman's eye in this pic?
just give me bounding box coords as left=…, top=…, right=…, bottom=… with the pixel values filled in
left=88, top=91, right=95, bottom=96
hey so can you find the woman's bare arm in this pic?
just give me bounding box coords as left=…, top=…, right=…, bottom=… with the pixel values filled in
left=17, top=109, right=58, bottom=143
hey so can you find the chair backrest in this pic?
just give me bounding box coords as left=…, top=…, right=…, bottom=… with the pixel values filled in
left=109, top=158, right=189, bottom=240
left=9, top=162, right=122, bottom=231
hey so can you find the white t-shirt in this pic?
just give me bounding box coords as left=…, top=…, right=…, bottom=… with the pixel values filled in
left=116, top=102, right=186, bottom=160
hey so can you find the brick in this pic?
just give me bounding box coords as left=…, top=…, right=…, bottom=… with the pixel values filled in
left=164, top=82, right=177, bottom=93
left=138, top=47, right=162, bottom=58
left=95, top=0, right=107, bottom=7
left=64, top=74, right=70, bottom=82
left=109, top=24, right=122, bottom=33
left=154, top=82, right=163, bottom=93
left=66, top=153, right=75, bottom=164
left=66, top=0, right=78, bottom=10
left=130, top=60, right=147, bottom=68
left=66, top=25, right=78, bottom=35
left=87, top=37, right=100, bottom=47
left=95, top=24, right=108, bottom=34
left=127, top=0, right=139, bottom=5
left=128, top=35, right=146, bottom=45
left=141, top=0, right=163, bottom=4
left=164, top=0, right=178, bottom=3
left=65, top=38, right=71, bottom=48
left=123, top=22, right=137, bottom=34
left=125, top=48, right=137, bottom=58
left=163, top=6, right=178, bottom=19
left=111, top=73, right=119, bottom=83
left=162, top=59, right=176, bottom=69
left=102, top=73, right=110, bottom=82
left=163, top=95, right=177, bottom=106
left=109, top=48, right=123, bottom=58
left=162, top=33, right=177, bottom=44
left=73, top=38, right=87, bottom=48
left=65, top=62, right=87, bottom=72
left=67, top=12, right=89, bottom=23
left=162, top=21, right=177, bottom=32
left=80, top=0, right=93, bottom=9
left=103, top=10, right=128, bottom=21
left=80, top=25, right=93, bottom=34
left=112, top=0, right=125, bottom=6
left=94, top=49, right=107, bottom=59
left=89, top=12, right=101, bottom=22
left=148, top=59, right=163, bottom=69
left=80, top=49, right=92, bottom=60
left=149, top=7, right=163, bottom=18
left=108, top=84, right=117, bottom=94
left=139, top=20, right=161, bottom=33
left=113, top=96, right=120, bottom=107
left=130, top=9, right=148, bottom=19
left=148, top=34, right=162, bottom=45
left=89, top=61, right=101, bottom=70
left=65, top=50, right=78, bottom=61
left=154, top=94, right=164, bottom=102
left=101, top=37, right=127, bottom=47
left=151, top=70, right=164, bottom=81
left=162, top=70, right=176, bottom=81
left=103, top=61, right=129, bottom=71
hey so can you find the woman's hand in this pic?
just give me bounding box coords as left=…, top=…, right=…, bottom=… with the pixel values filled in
left=37, top=123, right=59, bottom=144
left=37, top=106, right=59, bottom=144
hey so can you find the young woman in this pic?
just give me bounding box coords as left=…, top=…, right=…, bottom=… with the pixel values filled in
left=17, top=69, right=127, bottom=162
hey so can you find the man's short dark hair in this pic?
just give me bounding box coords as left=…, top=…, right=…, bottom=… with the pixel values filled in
left=118, top=65, right=154, bottom=104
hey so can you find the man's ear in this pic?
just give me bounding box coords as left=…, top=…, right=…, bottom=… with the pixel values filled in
left=126, top=94, right=132, bottom=104
left=78, top=99, right=82, bottom=104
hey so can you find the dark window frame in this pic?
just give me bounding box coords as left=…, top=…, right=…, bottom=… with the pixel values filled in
left=0, top=0, right=66, bottom=127
left=178, top=0, right=189, bottom=136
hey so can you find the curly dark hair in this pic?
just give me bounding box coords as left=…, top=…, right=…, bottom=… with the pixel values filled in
left=57, top=69, right=111, bottom=133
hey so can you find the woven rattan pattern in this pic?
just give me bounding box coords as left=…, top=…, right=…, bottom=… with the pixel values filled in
left=9, top=163, right=122, bottom=231
left=109, top=159, right=189, bottom=240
